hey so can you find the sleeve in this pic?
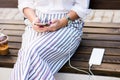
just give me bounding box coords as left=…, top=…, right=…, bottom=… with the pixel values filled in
left=71, top=0, right=90, bottom=20
left=18, top=0, right=35, bottom=16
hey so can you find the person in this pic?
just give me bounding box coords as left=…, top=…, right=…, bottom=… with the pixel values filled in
left=10, top=0, right=90, bottom=80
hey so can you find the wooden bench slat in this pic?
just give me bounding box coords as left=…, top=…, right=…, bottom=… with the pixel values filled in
left=8, top=42, right=21, bottom=49
left=82, top=34, right=120, bottom=41
left=8, top=49, right=18, bottom=56
left=0, top=24, right=25, bottom=30
left=0, top=56, right=17, bottom=68
left=8, top=36, right=22, bottom=42
left=72, top=54, right=120, bottom=64
left=3, top=30, right=24, bottom=36
left=84, top=22, right=120, bottom=28
left=77, top=47, right=120, bottom=56
left=0, top=56, right=16, bottom=63
left=83, top=28, right=120, bottom=35
left=81, top=40, right=120, bottom=48
left=0, top=20, right=24, bottom=24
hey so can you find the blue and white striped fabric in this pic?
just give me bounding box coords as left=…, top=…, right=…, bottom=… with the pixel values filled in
left=10, top=10, right=83, bottom=80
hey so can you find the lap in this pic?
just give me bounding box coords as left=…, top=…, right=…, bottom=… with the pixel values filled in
left=21, top=25, right=82, bottom=58
left=17, top=23, right=83, bottom=74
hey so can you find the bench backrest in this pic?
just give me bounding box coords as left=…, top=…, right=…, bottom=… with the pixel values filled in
left=89, top=0, right=120, bottom=9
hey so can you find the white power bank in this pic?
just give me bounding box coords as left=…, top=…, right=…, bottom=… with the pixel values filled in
left=89, top=48, right=105, bottom=65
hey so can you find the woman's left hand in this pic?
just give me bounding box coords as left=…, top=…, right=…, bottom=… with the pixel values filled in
left=47, top=19, right=63, bottom=32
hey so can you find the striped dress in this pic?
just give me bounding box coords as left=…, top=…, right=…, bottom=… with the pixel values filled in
left=10, top=10, right=83, bottom=80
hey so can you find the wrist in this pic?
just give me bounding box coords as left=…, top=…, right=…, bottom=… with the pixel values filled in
left=65, top=15, right=72, bottom=24
left=59, top=17, right=68, bottom=27
left=60, top=15, right=73, bottom=27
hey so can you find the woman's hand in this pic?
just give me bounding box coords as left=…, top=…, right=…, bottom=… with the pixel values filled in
left=40, top=18, right=68, bottom=32
left=32, top=18, right=68, bottom=32
left=32, top=18, right=49, bottom=32
left=46, top=19, right=63, bottom=32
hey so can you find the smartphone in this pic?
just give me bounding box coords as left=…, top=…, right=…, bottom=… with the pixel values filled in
left=40, top=23, right=50, bottom=26
left=35, top=22, right=52, bottom=28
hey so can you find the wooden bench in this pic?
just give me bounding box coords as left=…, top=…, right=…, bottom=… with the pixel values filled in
left=0, top=0, right=120, bottom=77
left=0, top=20, right=120, bottom=77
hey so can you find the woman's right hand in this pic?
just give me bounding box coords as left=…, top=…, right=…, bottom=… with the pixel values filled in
left=32, top=17, right=41, bottom=32
left=32, top=18, right=49, bottom=32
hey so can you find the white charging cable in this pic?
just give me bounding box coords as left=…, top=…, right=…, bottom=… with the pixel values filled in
left=89, top=64, right=94, bottom=76
left=89, top=64, right=95, bottom=80
left=67, top=33, right=94, bottom=80
left=68, top=53, right=94, bottom=80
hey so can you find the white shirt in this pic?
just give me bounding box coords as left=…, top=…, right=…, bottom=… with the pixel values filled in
left=18, top=0, right=90, bottom=19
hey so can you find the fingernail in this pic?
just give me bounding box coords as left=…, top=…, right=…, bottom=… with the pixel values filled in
left=49, top=21, right=52, bottom=24
left=39, top=26, right=44, bottom=28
